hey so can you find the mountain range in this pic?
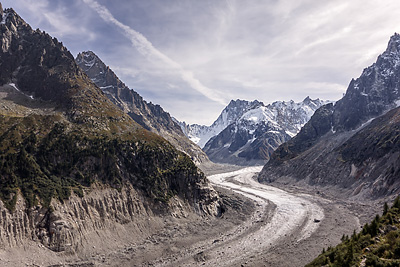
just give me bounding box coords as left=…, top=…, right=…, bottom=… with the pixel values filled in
left=259, top=33, right=400, bottom=199
left=179, top=97, right=328, bottom=165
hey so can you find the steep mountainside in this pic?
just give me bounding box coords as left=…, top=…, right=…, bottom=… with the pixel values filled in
left=179, top=99, right=263, bottom=148
left=0, top=4, right=220, bottom=253
left=76, top=51, right=208, bottom=163
left=259, top=33, right=400, bottom=199
left=201, top=97, right=328, bottom=165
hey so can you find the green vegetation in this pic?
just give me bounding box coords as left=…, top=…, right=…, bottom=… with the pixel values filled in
left=0, top=114, right=203, bottom=210
left=306, top=197, right=400, bottom=267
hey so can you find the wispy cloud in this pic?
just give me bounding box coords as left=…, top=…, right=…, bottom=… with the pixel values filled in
left=8, top=0, right=96, bottom=41
left=82, top=0, right=227, bottom=106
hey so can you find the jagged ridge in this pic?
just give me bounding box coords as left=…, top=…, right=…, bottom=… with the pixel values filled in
left=76, top=51, right=209, bottom=163
left=179, top=99, right=263, bottom=148
left=199, top=97, right=328, bottom=165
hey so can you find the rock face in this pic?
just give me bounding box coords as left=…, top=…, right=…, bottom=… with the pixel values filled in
left=0, top=183, right=219, bottom=253
left=0, top=3, right=221, bottom=252
left=0, top=8, right=77, bottom=106
left=76, top=51, right=208, bottom=164
left=333, top=34, right=400, bottom=132
left=259, top=33, right=400, bottom=199
left=185, top=98, right=328, bottom=165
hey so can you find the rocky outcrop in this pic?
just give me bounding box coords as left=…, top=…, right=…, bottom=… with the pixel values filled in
left=259, top=33, right=400, bottom=199
left=76, top=51, right=208, bottom=164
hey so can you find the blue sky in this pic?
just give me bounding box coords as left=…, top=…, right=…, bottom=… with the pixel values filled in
left=3, top=0, right=400, bottom=125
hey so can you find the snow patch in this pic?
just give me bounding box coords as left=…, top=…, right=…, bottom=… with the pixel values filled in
left=189, top=136, right=200, bottom=144
left=100, top=85, right=114, bottom=89
left=241, top=106, right=275, bottom=124
left=1, top=11, right=9, bottom=25
left=285, top=130, right=296, bottom=138
left=84, top=60, right=95, bottom=69
left=350, top=164, right=357, bottom=177
left=9, top=83, right=20, bottom=92
left=9, top=83, right=35, bottom=99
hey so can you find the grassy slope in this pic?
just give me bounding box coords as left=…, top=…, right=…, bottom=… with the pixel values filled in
left=307, top=197, right=400, bottom=267
left=0, top=113, right=204, bottom=210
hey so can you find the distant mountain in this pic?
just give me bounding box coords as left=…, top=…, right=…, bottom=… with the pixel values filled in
left=178, top=98, right=328, bottom=165
left=76, top=51, right=208, bottom=163
left=259, top=33, right=400, bottom=199
left=0, top=4, right=220, bottom=253
left=200, top=97, right=329, bottom=165
left=178, top=99, right=263, bottom=148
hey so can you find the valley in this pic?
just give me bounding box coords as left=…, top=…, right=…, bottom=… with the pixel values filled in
left=71, top=166, right=381, bottom=266
left=148, top=165, right=368, bottom=267
left=0, top=164, right=377, bottom=266
left=1, top=2, right=400, bottom=266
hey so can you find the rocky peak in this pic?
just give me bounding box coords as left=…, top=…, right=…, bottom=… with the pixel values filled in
left=201, top=97, right=328, bottom=165
left=383, top=32, right=400, bottom=56
left=303, top=95, right=312, bottom=103
left=259, top=34, right=400, bottom=199
left=76, top=50, right=209, bottom=163
left=214, top=99, right=263, bottom=128
left=302, top=96, right=324, bottom=108
left=0, top=6, right=28, bottom=29
left=76, top=50, right=97, bottom=63
left=225, top=99, right=264, bottom=114
left=0, top=6, right=137, bottom=132
left=76, top=50, right=124, bottom=89
left=179, top=99, right=263, bottom=149
left=332, top=33, right=400, bottom=131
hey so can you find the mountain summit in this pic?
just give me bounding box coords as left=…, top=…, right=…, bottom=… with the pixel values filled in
left=179, top=99, right=263, bottom=148
left=332, top=33, right=400, bottom=132
left=180, top=98, right=328, bottom=165
left=259, top=33, right=400, bottom=199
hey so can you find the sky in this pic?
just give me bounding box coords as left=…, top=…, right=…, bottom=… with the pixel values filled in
left=2, top=0, right=400, bottom=125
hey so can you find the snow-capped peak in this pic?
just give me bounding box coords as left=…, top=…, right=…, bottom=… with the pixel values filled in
left=240, top=106, right=275, bottom=124
left=179, top=97, right=329, bottom=150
